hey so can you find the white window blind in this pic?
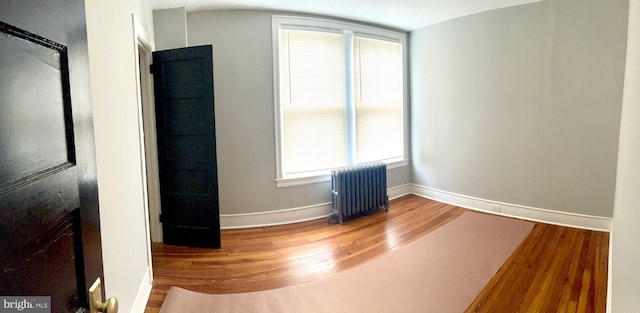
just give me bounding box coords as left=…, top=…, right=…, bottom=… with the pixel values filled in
left=274, top=17, right=407, bottom=182
left=280, top=29, right=346, bottom=175
left=354, top=36, right=404, bottom=163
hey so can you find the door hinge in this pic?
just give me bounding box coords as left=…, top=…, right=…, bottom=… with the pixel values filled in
left=149, top=64, right=154, bottom=74
left=159, top=214, right=163, bottom=223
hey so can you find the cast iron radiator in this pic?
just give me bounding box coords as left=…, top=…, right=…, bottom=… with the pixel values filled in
left=330, top=162, right=389, bottom=224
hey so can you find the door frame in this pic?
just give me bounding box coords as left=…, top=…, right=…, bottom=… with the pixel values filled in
left=132, top=14, right=158, bottom=281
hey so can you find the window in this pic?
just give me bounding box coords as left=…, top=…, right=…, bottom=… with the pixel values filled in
left=273, top=16, right=408, bottom=186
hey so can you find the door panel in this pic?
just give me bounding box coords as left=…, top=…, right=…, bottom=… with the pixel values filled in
left=0, top=1, right=103, bottom=311
left=0, top=29, right=74, bottom=184
left=153, top=46, right=221, bottom=248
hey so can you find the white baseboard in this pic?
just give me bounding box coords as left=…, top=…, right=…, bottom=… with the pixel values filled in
left=131, top=267, right=153, bottom=313
left=223, top=183, right=611, bottom=231
left=388, top=183, right=411, bottom=200
left=220, top=184, right=412, bottom=229
left=606, top=222, right=613, bottom=313
left=410, top=184, right=612, bottom=232
left=221, top=202, right=332, bottom=229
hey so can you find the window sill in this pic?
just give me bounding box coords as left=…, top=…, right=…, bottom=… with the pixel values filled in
left=275, top=159, right=409, bottom=188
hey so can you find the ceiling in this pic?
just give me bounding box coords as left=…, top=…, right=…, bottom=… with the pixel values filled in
left=150, top=0, right=541, bottom=31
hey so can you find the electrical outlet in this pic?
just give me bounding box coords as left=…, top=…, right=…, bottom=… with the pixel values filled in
left=491, top=205, right=502, bottom=212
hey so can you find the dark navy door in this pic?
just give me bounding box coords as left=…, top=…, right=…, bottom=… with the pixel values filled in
left=152, top=46, right=221, bottom=248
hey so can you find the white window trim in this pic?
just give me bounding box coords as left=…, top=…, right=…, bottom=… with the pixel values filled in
left=272, top=15, right=410, bottom=188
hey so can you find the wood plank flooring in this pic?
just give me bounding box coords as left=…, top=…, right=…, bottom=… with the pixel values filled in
left=466, top=220, right=609, bottom=312
left=145, top=194, right=608, bottom=313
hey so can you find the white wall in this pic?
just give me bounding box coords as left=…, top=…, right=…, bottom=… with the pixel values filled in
left=84, top=0, right=154, bottom=311
left=410, top=0, right=628, bottom=217
left=611, top=0, right=640, bottom=310
left=185, top=10, right=411, bottom=216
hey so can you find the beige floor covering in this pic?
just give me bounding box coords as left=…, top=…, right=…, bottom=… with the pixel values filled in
left=159, top=211, right=534, bottom=313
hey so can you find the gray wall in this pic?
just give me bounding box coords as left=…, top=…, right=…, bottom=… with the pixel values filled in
left=187, top=10, right=411, bottom=214
left=153, top=7, right=187, bottom=50
left=410, top=0, right=628, bottom=217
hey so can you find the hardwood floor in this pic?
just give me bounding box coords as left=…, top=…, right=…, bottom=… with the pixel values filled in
left=466, top=221, right=609, bottom=312
left=145, top=195, right=609, bottom=313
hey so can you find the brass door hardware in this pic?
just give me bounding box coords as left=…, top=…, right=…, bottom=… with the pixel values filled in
left=88, top=278, right=118, bottom=313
